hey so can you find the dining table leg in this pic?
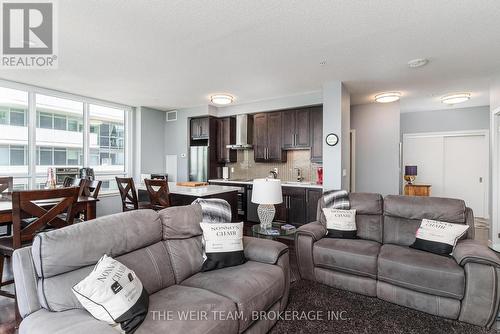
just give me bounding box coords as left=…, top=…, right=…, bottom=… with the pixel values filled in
left=85, top=201, right=97, bottom=221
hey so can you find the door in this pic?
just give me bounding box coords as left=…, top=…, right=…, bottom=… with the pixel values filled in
left=403, top=132, right=488, bottom=218
left=310, top=108, right=323, bottom=162
left=253, top=113, right=267, bottom=161
left=443, top=135, right=487, bottom=217
left=282, top=110, right=296, bottom=149
left=295, top=109, right=310, bottom=147
left=267, top=112, right=284, bottom=161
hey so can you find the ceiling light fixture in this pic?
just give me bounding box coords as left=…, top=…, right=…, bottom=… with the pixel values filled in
left=441, top=93, right=471, bottom=105
left=210, top=94, right=234, bottom=105
left=374, top=92, right=401, bottom=103
left=407, top=58, right=429, bottom=68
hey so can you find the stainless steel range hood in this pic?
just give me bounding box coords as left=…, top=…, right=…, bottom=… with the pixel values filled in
left=227, top=114, right=253, bottom=150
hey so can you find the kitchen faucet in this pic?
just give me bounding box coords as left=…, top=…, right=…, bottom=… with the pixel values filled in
left=269, top=169, right=278, bottom=179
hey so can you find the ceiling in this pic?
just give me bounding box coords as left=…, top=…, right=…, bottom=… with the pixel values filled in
left=1, top=0, right=499, bottom=112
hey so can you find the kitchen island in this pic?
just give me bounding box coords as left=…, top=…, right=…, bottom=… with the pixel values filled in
left=138, top=182, right=240, bottom=221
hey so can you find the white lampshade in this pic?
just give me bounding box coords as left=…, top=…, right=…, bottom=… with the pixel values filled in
left=251, top=178, right=283, bottom=205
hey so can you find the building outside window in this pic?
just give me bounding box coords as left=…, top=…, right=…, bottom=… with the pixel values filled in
left=0, top=83, right=130, bottom=193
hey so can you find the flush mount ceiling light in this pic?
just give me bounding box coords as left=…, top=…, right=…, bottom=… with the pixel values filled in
left=210, top=94, right=234, bottom=105
left=407, top=58, right=429, bottom=68
left=374, top=92, right=401, bottom=103
left=441, top=93, right=471, bottom=105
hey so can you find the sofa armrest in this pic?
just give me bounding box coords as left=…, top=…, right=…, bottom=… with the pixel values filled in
left=19, top=309, right=118, bottom=334
left=13, top=247, right=41, bottom=318
left=243, top=236, right=288, bottom=265
left=453, top=240, right=500, bottom=267
left=296, top=221, right=327, bottom=241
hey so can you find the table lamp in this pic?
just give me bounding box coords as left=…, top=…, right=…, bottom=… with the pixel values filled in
left=404, top=165, right=417, bottom=185
left=251, top=178, right=283, bottom=229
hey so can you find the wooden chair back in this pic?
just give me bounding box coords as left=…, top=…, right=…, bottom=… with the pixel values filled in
left=0, top=176, right=13, bottom=195
left=85, top=180, right=102, bottom=199
left=63, top=177, right=89, bottom=197
left=116, top=177, right=138, bottom=211
left=144, top=179, right=170, bottom=210
left=11, top=187, right=80, bottom=249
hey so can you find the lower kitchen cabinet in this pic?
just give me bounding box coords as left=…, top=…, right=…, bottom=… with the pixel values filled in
left=246, top=185, right=322, bottom=226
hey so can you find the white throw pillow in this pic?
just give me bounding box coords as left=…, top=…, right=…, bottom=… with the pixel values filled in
left=72, top=255, right=149, bottom=333
left=411, top=219, right=469, bottom=255
left=200, top=222, right=246, bottom=271
left=322, top=208, right=357, bottom=239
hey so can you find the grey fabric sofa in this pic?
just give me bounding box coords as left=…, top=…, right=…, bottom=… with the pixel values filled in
left=12, top=204, right=290, bottom=334
left=296, top=193, right=500, bottom=328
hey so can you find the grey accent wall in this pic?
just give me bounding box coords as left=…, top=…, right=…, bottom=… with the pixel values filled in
left=140, top=106, right=166, bottom=174
left=401, top=106, right=490, bottom=134
left=351, top=102, right=400, bottom=196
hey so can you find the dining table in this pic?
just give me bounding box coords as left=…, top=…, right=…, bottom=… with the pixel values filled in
left=0, top=195, right=99, bottom=226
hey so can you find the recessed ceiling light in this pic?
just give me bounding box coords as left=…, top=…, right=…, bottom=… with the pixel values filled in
left=210, top=94, right=234, bottom=105
left=441, top=93, right=470, bottom=105
left=375, top=92, right=401, bottom=103
left=407, top=58, right=429, bottom=68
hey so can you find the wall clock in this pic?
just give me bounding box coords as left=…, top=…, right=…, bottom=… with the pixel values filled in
left=325, top=133, right=339, bottom=146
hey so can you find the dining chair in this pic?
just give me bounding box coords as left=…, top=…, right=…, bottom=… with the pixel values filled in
left=151, top=174, right=168, bottom=180
left=86, top=180, right=102, bottom=199
left=116, top=177, right=151, bottom=212
left=144, top=178, right=171, bottom=211
left=0, top=176, right=13, bottom=195
left=0, top=187, right=80, bottom=302
left=0, top=177, right=13, bottom=237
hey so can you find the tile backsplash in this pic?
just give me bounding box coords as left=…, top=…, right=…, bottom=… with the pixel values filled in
left=225, top=150, right=322, bottom=183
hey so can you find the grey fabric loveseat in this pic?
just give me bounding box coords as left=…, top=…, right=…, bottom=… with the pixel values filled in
left=295, top=193, right=500, bottom=328
left=13, top=204, right=290, bottom=334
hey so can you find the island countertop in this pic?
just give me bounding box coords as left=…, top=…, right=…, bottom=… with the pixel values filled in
left=138, top=182, right=240, bottom=197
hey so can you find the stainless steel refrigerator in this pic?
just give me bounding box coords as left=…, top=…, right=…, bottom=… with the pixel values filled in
left=189, top=146, right=208, bottom=181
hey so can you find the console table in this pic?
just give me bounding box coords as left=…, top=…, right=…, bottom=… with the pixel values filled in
left=404, top=184, right=431, bottom=197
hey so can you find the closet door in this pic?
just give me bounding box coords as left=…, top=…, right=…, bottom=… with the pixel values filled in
left=403, top=136, right=445, bottom=196
left=443, top=135, right=487, bottom=218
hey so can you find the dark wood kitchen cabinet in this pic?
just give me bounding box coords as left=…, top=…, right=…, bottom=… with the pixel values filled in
left=282, top=109, right=310, bottom=149
left=275, top=187, right=306, bottom=226
left=191, top=117, right=210, bottom=140
left=306, top=188, right=323, bottom=223
left=310, top=107, right=323, bottom=162
left=216, top=117, right=237, bottom=163
left=253, top=112, right=286, bottom=162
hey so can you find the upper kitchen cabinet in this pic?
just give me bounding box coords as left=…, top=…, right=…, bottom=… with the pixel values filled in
left=216, top=117, right=237, bottom=163
left=253, top=112, right=287, bottom=162
left=310, top=107, right=323, bottom=163
left=190, top=117, right=210, bottom=140
left=282, top=109, right=310, bottom=149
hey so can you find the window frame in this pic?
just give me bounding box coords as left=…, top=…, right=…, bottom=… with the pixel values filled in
left=0, top=79, right=133, bottom=192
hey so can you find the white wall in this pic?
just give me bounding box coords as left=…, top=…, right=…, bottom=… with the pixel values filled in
left=490, top=76, right=500, bottom=250
left=164, top=105, right=210, bottom=182
left=351, top=102, right=400, bottom=196
left=322, top=81, right=350, bottom=191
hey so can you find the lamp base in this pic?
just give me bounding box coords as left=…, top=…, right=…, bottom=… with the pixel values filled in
left=404, top=175, right=416, bottom=185
left=257, top=204, right=275, bottom=230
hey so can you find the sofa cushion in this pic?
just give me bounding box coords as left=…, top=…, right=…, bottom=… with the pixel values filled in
left=383, top=195, right=468, bottom=246
left=159, top=204, right=203, bottom=239
left=378, top=244, right=465, bottom=299
left=313, top=238, right=380, bottom=278
left=317, top=193, right=384, bottom=243
left=181, top=261, right=285, bottom=332
left=32, top=209, right=162, bottom=278
left=136, top=285, right=238, bottom=334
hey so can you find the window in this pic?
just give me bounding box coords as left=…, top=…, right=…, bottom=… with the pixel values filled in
left=89, top=104, right=125, bottom=173
left=0, top=83, right=130, bottom=192
left=0, top=87, right=29, bottom=176
left=36, top=94, right=83, bottom=175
